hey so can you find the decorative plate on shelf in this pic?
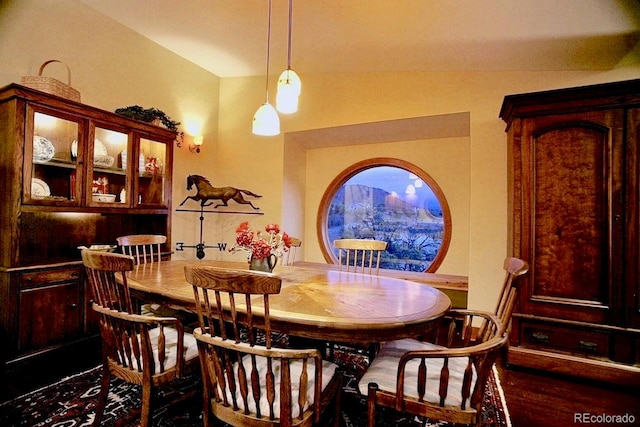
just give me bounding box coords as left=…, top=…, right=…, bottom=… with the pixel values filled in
left=71, top=140, right=78, bottom=159
left=31, top=178, right=51, bottom=198
left=94, top=138, right=108, bottom=156
left=33, top=135, right=55, bottom=162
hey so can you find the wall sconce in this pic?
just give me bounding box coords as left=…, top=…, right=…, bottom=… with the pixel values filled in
left=189, top=135, right=203, bottom=153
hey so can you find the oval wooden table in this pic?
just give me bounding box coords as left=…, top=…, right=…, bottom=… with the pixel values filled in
left=126, top=260, right=452, bottom=344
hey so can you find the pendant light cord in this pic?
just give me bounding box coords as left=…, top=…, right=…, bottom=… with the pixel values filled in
left=287, top=0, right=293, bottom=71
left=264, top=0, right=273, bottom=102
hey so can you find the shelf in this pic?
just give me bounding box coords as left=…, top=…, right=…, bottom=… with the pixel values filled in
left=94, top=167, right=126, bottom=176
left=34, top=159, right=76, bottom=169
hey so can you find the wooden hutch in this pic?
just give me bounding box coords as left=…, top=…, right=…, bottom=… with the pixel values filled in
left=0, top=84, right=174, bottom=379
left=500, top=79, right=640, bottom=386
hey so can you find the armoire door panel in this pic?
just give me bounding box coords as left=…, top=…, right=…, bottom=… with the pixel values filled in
left=519, top=112, right=624, bottom=324
left=532, top=125, right=608, bottom=303
left=626, top=108, right=640, bottom=329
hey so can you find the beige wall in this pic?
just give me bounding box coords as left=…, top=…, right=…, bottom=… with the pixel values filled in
left=2, top=0, right=639, bottom=311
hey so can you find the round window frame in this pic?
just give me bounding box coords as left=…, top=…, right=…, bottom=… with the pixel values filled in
left=316, top=157, right=452, bottom=272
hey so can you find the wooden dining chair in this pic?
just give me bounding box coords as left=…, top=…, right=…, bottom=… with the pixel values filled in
left=333, top=238, right=388, bottom=275
left=284, top=237, right=302, bottom=265
left=184, top=266, right=343, bottom=427
left=329, top=238, right=388, bottom=360
left=82, top=250, right=200, bottom=427
left=116, top=234, right=181, bottom=317
left=358, top=257, right=529, bottom=427
left=116, top=234, right=166, bottom=264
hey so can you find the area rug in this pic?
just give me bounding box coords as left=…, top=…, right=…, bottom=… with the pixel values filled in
left=0, top=350, right=510, bottom=427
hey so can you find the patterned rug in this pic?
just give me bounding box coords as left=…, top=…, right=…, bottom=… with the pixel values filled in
left=0, top=349, right=510, bottom=427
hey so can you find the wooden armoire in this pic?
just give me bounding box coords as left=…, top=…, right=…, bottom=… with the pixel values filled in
left=500, top=79, right=640, bottom=387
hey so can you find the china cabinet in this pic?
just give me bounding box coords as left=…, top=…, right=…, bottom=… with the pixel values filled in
left=0, top=84, right=175, bottom=377
left=500, top=79, right=640, bottom=387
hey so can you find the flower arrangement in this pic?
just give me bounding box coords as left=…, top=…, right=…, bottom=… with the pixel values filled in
left=229, top=222, right=292, bottom=260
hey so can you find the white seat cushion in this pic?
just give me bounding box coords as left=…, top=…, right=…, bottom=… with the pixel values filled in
left=128, top=326, right=199, bottom=372
left=358, top=338, right=477, bottom=408
left=222, top=354, right=338, bottom=419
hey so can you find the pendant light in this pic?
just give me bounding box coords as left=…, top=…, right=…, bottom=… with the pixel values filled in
left=276, top=0, right=301, bottom=114
left=253, top=0, right=280, bottom=136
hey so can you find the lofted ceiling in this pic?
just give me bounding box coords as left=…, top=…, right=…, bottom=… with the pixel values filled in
left=78, top=0, right=640, bottom=78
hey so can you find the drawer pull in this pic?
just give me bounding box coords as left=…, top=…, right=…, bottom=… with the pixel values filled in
left=70, top=303, right=78, bottom=310
left=578, top=340, right=597, bottom=352
left=532, top=332, right=549, bottom=343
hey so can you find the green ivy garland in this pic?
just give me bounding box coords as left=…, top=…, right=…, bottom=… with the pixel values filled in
left=115, top=105, right=181, bottom=132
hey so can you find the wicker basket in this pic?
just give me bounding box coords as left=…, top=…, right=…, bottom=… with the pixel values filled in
left=21, top=60, right=81, bottom=102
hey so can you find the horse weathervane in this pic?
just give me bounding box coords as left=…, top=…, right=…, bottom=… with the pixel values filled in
left=179, top=174, right=262, bottom=210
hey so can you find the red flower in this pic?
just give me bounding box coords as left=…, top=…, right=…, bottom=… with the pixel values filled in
left=235, top=221, right=253, bottom=245
left=265, top=224, right=280, bottom=234
left=251, top=239, right=272, bottom=259
left=281, top=232, right=292, bottom=249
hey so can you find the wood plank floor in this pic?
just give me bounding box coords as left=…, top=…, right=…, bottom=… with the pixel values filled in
left=496, top=357, right=640, bottom=427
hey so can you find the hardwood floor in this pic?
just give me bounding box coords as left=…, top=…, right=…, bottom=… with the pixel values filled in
left=497, top=357, right=640, bottom=427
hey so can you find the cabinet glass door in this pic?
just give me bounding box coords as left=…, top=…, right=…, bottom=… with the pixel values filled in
left=89, top=126, right=130, bottom=206
left=26, top=109, right=81, bottom=205
left=137, top=137, right=167, bottom=207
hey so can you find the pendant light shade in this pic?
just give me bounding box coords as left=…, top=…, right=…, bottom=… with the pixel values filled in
left=276, top=69, right=301, bottom=113
left=277, top=69, right=301, bottom=96
left=276, top=0, right=301, bottom=114
left=252, top=0, right=280, bottom=136
left=253, top=101, right=280, bottom=136
left=276, top=78, right=299, bottom=114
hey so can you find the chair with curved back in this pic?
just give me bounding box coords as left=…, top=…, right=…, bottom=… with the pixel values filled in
left=116, top=234, right=181, bottom=317
left=284, top=237, right=302, bottom=265
left=358, top=257, right=529, bottom=427
left=329, top=238, right=388, bottom=360
left=333, top=238, right=388, bottom=275
left=184, top=266, right=343, bottom=427
left=82, top=250, right=199, bottom=427
left=116, top=234, right=166, bottom=264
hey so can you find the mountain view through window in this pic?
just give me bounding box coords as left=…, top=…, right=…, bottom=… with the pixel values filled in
left=326, top=165, right=447, bottom=272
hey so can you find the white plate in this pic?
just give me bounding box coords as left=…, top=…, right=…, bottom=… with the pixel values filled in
left=94, top=138, right=108, bottom=156
left=71, top=140, right=78, bottom=158
left=31, top=178, right=51, bottom=198
left=71, top=139, right=113, bottom=165
left=33, top=135, right=55, bottom=162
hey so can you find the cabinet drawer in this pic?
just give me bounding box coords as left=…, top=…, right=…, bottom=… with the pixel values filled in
left=20, top=267, right=82, bottom=288
left=520, top=321, right=611, bottom=359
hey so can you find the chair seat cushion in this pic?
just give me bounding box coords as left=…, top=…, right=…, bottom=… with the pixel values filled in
left=358, top=338, right=477, bottom=408
left=128, top=327, right=199, bottom=373
left=222, top=354, right=338, bottom=419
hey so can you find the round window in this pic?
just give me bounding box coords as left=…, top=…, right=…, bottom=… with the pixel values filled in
left=317, top=158, right=451, bottom=272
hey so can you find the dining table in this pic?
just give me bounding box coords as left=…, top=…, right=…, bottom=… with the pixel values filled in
left=125, top=259, right=452, bottom=345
